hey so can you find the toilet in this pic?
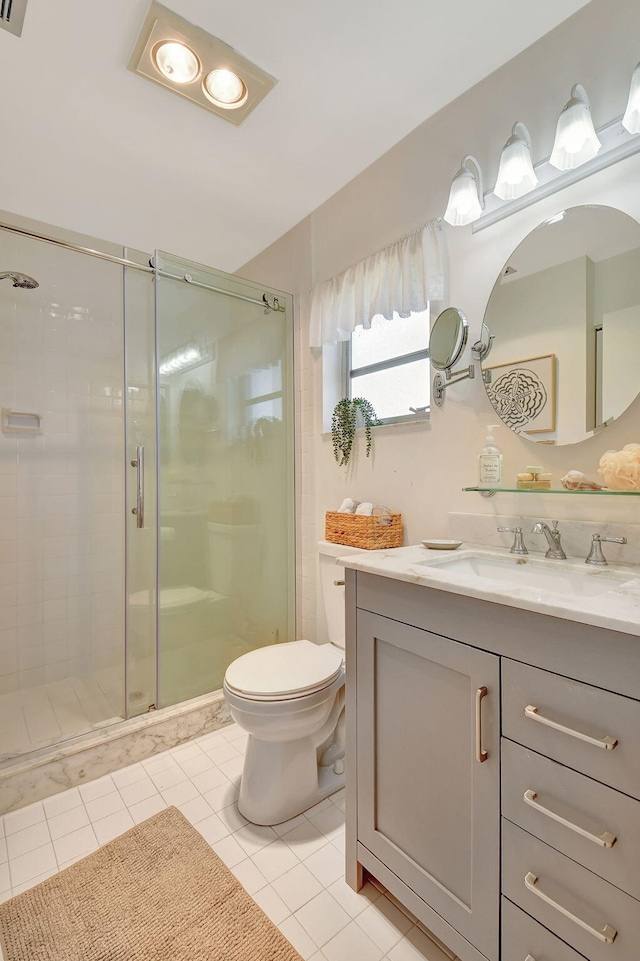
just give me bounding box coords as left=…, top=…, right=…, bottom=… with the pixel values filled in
left=223, top=540, right=363, bottom=825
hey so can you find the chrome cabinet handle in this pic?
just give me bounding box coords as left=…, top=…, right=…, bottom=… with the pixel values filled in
left=524, top=872, right=617, bottom=944
left=475, top=687, right=488, bottom=763
left=524, top=705, right=618, bottom=750
left=524, top=790, right=616, bottom=848
left=131, top=445, right=144, bottom=529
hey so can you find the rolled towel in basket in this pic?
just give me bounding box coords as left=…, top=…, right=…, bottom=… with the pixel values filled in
left=373, top=505, right=393, bottom=525
left=355, top=502, right=373, bottom=516
left=337, top=498, right=359, bottom=513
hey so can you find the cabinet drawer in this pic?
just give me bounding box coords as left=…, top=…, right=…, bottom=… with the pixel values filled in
left=502, top=740, right=640, bottom=899
left=502, top=660, right=640, bottom=800
left=503, top=820, right=640, bottom=961
left=502, top=897, right=587, bottom=961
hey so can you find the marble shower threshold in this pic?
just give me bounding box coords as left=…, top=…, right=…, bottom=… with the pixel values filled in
left=0, top=690, right=231, bottom=815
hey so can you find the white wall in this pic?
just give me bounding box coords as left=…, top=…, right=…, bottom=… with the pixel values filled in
left=239, top=0, right=640, bottom=642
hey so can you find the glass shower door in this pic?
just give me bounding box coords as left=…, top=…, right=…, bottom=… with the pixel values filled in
left=154, top=252, right=294, bottom=708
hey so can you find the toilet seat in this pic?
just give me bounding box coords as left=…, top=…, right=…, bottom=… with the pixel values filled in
left=224, top=639, right=343, bottom=701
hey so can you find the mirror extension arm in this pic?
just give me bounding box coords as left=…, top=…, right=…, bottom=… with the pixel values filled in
left=432, top=364, right=475, bottom=407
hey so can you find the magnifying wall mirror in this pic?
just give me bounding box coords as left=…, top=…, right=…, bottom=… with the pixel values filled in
left=482, top=205, right=640, bottom=446
left=429, top=307, right=475, bottom=407
left=429, top=307, right=468, bottom=370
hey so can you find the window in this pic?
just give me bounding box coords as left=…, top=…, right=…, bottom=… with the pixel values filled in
left=345, top=310, right=430, bottom=423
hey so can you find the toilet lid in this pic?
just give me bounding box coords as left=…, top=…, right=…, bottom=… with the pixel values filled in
left=224, top=640, right=344, bottom=699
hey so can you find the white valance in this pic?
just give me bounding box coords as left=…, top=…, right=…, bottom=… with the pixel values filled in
left=308, top=219, right=448, bottom=348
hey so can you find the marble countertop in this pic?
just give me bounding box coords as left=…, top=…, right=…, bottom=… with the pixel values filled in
left=338, top=543, right=640, bottom=637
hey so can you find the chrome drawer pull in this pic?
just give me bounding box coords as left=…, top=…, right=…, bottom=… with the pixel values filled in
left=475, top=687, right=488, bottom=763
left=524, top=705, right=618, bottom=750
left=524, top=872, right=617, bottom=944
left=524, top=790, right=617, bottom=848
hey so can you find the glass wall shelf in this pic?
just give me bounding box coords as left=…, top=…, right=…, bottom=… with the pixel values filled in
left=464, top=486, right=640, bottom=496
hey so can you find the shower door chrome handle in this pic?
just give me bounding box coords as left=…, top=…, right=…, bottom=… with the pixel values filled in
left=131, top=446, right=144, bottom=529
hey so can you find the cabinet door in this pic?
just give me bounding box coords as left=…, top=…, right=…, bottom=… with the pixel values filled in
left=356, top=611, right=500, bottom=961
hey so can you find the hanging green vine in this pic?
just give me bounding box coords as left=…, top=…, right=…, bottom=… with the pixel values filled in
left=331, top=397, right=383, bottom=467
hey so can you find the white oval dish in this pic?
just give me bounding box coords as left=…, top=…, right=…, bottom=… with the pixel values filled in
left=421, top=539, right=463, bottom=550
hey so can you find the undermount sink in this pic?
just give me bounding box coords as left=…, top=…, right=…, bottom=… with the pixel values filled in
left=413, top=550, right=635, bottom=597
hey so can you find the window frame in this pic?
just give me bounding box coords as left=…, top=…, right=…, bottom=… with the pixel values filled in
left=343, top=316, right=431, bottom=425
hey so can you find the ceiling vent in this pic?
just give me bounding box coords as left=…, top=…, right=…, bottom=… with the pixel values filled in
left=0, top=0, right=28, bottom=37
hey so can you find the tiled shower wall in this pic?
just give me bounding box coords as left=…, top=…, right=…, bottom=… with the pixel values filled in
left=0, top=234, right=125, bottom=701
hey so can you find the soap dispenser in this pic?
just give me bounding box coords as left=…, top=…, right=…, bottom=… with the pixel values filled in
left=478, top=425, right=503, bottom=487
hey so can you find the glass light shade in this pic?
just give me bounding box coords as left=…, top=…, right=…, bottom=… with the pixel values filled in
left=203, top=69, right=247, bottom=108
left=443, top=159, right=483, bottom=227
left=623, top=62, right=640, bottom=135
left=153, top=41, right=200, bottom=84
left=494, top=126, right=538, bottom=201
left=550, top=86, right=601, bottom=170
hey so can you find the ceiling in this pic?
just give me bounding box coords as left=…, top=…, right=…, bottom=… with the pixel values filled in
left=0, top=0, right=592, bottom=273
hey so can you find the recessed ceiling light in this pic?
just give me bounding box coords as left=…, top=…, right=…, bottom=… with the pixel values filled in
left=153, top=41, right=200, bottom=84
left=129, top=2, right=277, bottom=126
left=203, top=69, right=247, bottom=108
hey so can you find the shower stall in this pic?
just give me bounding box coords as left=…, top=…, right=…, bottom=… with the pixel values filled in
left=0, top=216, right=294, bottom=776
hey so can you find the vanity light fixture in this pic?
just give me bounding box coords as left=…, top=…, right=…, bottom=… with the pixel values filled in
left=549, top=84, right=601, bottom=171
left=129, top=2, right=277, bottom=126
left=443, top=156, right=484, bottom=227
left=623, top=61, right=640, bottom=134
left=472, top=59, right=640, bottom=233
left=494, top=122, right=538, bottom=200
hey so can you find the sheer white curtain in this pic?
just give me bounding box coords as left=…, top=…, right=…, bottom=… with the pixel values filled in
left=308, top=219, right=448, bottom=348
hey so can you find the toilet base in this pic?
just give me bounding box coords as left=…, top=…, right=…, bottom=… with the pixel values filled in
left=238, top=733, right=345, bottom=825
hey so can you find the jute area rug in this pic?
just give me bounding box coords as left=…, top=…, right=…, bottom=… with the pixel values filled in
left=0, top=806, right=303, bottom=961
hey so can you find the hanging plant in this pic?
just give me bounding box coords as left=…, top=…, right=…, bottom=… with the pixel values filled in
left=331, top=397, right=383, bottom=467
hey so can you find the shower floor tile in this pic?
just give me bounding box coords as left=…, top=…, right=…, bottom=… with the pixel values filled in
left=0, top=725, right=453, bottom=961
left=0, top=667, right=122, bottom=760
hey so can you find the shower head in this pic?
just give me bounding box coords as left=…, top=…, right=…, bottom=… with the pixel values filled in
left=0, top=271, right=39, bottom=289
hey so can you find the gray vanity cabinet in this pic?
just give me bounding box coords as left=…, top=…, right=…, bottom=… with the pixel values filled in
left=345, top=567, right=640, bottom=961
left=352, top=608, right=500, bottom=961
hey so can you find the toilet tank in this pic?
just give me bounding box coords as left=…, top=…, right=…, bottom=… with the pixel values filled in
left=318, top=540, right=366, bottom=649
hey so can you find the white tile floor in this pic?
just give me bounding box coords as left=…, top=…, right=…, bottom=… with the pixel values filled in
left=0, top=724, right=453, bottom=961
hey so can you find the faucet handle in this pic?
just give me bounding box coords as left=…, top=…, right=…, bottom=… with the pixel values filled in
left=497, top=526, right=528, bottom=556
left=586, top=533, right=627, bottom=566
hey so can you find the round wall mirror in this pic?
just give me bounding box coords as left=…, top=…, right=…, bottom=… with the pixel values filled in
left=429, top=307, right=468, bottom=370
left=482, top=205, right=640, bottom=446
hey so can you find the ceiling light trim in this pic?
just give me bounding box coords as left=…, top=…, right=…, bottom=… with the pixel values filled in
left=128, top=2, right=277, bottom=126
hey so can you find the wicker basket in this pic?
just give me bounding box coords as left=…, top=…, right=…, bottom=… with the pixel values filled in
left=325, top=511, right=403, bottom=550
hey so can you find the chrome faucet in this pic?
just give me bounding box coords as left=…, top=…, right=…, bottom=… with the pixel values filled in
left=497, top=526, right=528, bottom=555
left=585, top=533, right=627, bottom=566
left=531, top=520, right=566, bottom=559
